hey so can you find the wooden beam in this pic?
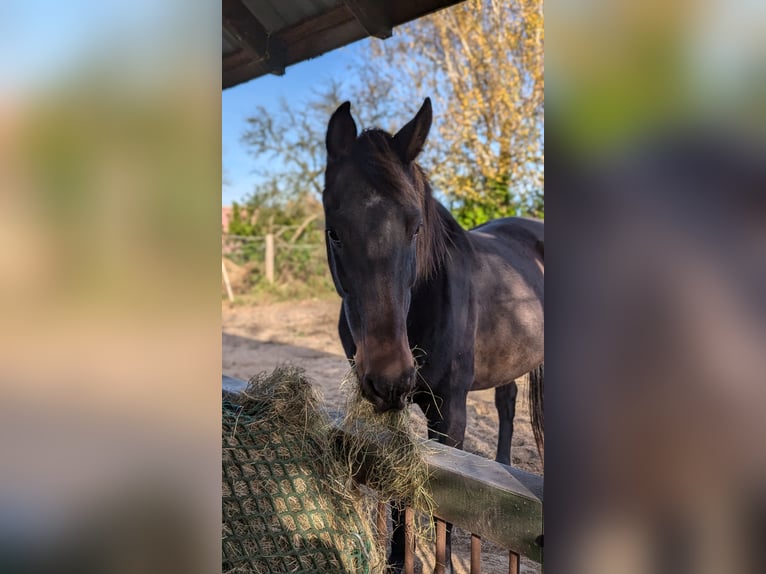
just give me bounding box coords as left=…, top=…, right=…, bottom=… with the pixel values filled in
left=425, top=441, right=543, bottom=563
left=343, top=0, right=393, bottom=39
left=223, top=0, right=468, bottom=88
left=223, top=49, right=251, bottom=73
left=222, top=0, right=285, bottom=75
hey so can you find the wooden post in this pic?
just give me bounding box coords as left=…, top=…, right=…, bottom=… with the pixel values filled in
left=377, top=502, right=387, bottom=547
left=265, top=233, right=275, bottom=284
left=404, top=507, right=415, bottom=574
left=435, top=519, right=447, bottom=574
left=471, top=534, right=481, bottom=574
left=222, top=259, right=234, bottom=302
left=509, top=551, right=520, bottom=574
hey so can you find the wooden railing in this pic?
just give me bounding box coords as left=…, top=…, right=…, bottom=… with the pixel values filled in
left=395, top=439, right=543, bottom=573
left=223, top=375, right=543, bottom=573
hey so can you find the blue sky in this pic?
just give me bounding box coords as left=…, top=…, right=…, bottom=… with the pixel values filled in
left=222, top=42, right=367, bottom=206
left=0, top=0, right=201, bottom=92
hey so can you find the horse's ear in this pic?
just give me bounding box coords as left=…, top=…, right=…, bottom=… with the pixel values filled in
left=326, top=101, right=357, bottom=162
left=393, top=97, right=432, bottom=163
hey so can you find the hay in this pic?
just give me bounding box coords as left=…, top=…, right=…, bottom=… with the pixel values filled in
left=335, top=374, right=435, bottom=526
left=222, top=366, right=434, bottom=574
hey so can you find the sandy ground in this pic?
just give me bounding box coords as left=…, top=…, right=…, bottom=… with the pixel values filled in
left=223, top=298, right=542, bottom=574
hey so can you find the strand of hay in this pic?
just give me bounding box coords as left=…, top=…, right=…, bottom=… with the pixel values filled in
left=222, top=366, right=435, bottom=574
left=334, top=372, right=435, bottom=531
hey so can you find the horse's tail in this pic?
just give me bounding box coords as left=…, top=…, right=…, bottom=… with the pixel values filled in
left=528, top=362, right=544, bottom=459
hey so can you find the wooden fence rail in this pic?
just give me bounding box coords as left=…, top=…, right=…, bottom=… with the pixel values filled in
left=222, top=375, right=544, bottom=572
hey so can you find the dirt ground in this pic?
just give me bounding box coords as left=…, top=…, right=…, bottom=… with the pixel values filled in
left=223, top=297, right=542, bottom=574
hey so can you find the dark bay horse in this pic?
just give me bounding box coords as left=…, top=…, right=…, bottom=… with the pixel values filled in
left=323, top=98, right=544, bottom=573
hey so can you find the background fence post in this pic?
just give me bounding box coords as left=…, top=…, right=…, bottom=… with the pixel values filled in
left=222, top=259, right=234, bottom=302
left=265, top=233, right=275, bottom=283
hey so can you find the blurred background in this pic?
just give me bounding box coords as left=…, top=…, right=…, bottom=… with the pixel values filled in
left=0, top=1, right=220, bottom=573
left=546, top=0, right=766, bottom=573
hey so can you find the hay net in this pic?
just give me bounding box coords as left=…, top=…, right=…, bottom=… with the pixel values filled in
left=222, top=366, right=433, bottom=574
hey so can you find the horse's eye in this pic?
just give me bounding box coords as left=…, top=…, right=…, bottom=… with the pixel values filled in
left=411, top=222, right=422, bottom=239
left=327, top=229, right=341, bottom=244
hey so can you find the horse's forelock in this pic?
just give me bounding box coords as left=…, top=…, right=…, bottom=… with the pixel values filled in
left=352, top=130, right=414, bottom=201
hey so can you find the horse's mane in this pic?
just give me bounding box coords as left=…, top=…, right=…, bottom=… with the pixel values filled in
left=350, top=129, right=449, bottom=281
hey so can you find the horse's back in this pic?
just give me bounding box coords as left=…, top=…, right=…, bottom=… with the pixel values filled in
left=468, top=217, right=544, bottom=280
left=470, top=216, right=543, bottom=256
left=467, top=217, right=544, bottom=389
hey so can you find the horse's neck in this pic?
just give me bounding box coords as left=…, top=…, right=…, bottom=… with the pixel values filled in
left=410, top=201, right=472, bottom=336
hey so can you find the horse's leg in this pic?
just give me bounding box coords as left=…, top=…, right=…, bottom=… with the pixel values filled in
left=388, top=505, right=406, bottom=572
left=528, top=363, right=545, bottom=457
left=422, top=389, right=469, bottom=574
left=494, top=381, right=518, bottom=465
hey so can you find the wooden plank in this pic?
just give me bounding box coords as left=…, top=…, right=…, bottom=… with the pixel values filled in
left=425, top=441, right=543, bottom=563
left=265, top=233, right=275, bottom=283
left=223, top=0, right=466, bottom=88
left=509, top=550, right=520, bottom=574
left=435, top=518, right=447, bottom=574
left=223, top=49, right=252, bottom=73
left=377, top=501, right=387, bottom=547
left=222, top=259, right=234, bottom=302
left=343, top=0, right=393, bottom=39
left=223, top=0, right=285, bottom=74
left=278, top=5, right=354, bottom=44
left=404, top=507, right=415, bottom=574
left=223, top=0, right=269, bottom=58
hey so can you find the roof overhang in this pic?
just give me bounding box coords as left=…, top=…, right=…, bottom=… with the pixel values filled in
left=223, top=0, right=465, bottom=89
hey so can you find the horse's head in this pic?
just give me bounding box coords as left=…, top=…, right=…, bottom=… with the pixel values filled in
left=322, top=99, right=434, bottom=412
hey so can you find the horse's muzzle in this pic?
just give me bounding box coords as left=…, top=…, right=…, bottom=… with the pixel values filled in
left=359, top=368, right=415, bottom=413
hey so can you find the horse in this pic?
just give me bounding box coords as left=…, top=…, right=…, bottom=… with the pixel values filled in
left=322, top=97, right=544, bottom=574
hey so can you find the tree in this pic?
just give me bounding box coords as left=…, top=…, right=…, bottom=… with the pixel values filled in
left=240, top=77, right=399, bottom=203
left=365, top=0, right=544, bottom=221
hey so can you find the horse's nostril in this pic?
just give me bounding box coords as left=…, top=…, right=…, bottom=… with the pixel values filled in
left=363, top=375, right=385, bottom=400
left=362, top=371, right=412, bottom=411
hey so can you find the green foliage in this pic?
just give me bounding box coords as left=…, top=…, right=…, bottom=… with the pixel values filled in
left=224, top=189, right=334, bottom=298
left=452, top=175, right=544, bottom=228
left=363, top=0, right=544, bottom=227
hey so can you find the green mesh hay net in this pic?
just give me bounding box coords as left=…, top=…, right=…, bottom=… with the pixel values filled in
left=222, top=367, right=383, bottom=574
